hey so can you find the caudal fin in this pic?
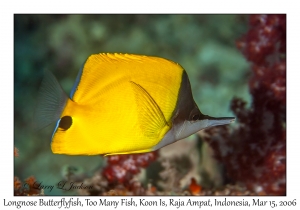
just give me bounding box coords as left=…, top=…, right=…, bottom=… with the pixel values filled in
left=33, top=70, right=68, bottom=130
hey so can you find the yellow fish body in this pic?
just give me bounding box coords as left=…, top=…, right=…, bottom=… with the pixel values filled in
left=35, top=53, right=234, bottom=155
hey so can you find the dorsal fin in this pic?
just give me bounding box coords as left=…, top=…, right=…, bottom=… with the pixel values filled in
left=130, top=81, right=169, bottom=138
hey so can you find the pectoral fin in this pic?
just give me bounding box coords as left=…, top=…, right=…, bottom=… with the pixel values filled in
left=33, top=70, right=68, bottom=131
left=130, top=81, right=169, bottom=139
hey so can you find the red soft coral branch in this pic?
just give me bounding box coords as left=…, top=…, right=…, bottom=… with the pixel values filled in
left=102, top=152, right=158, bottom=185
left=204, top=14, right=286, bottom=195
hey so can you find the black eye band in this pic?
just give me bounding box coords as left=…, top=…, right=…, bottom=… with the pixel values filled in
left=59, top=116, right=72, bottom=130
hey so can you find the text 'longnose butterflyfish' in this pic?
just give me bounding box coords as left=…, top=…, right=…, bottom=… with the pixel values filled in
left=34, top=53, right=234, bottom=156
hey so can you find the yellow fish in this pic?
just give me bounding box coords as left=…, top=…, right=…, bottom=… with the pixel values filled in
left=34, top=53, right=234, bottom=155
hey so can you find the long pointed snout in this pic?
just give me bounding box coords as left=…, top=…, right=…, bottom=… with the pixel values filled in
left=202, top=115, right=235, bottom=127
left=175, top=115, right=235, bottom=140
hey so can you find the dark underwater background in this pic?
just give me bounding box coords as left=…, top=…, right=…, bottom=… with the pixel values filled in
left=14, top=15, right=252, bottom=195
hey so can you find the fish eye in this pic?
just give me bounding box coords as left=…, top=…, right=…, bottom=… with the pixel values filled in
left=192, top=114, right=200, bottom=121
left=59, top=116, right=72, bottom=131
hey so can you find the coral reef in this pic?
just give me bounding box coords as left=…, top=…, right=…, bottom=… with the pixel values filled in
left=203, top=14, right=286, bottom=195
left=14, top=147, right=44, bottom=196
left=75, top=152, right=158, bottom=195
left=14, top=176, right=44, bottom=196
left=76, top=137, right=211, bottom=196
left=155, top=138, right=201, bottom=193
left=102, top=152, right=158, bottom=184
left=76, top=141, right=267, bottom=195
left=77, top=169, right=264, bottom=196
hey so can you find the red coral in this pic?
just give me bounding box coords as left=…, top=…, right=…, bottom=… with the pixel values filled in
left=14, top=175, right=42, bottom=196
left=204, top=14, right=286, bottom=195
left=102, top=151, right=158, bottom=185
left=25, top=176, right=42, bottom=195
left=14, top=177, right=22, bottom=191
left=14, top=147, right=43, bottom=196
left=14, top=147, right=19, bottom=157
left=236, top=14, right=286, bottom=66
left=189, top=178, right=202, bottom=195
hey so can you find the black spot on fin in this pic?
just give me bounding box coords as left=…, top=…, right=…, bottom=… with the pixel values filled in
left=130, top=81, right=168, bottom=138
left=33, top=70, right=68, bottom=131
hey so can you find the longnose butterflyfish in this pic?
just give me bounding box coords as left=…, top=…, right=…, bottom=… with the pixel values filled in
left=34, top=53, right=234, bottom=156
